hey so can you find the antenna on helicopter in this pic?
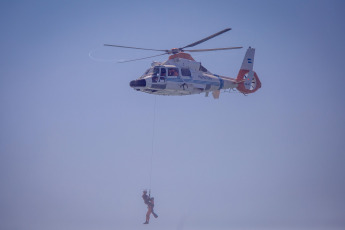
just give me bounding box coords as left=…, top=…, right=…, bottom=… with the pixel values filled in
left=104, top=28, right=242, bottom=63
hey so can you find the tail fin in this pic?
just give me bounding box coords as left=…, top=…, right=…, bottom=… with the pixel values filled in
left=236, top=47, right=261, bottom=94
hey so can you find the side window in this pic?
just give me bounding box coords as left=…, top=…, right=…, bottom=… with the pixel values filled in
left=159, top=68, right=166, bottom=82
left=160, top=68, right=166, bottom=77
left=181, top=68, right=191, bottom=77
left=168, top=68, right=179, bottom=76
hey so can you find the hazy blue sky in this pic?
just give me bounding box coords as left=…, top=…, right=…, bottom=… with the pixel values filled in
left=1, top=0, right=345, bottom=230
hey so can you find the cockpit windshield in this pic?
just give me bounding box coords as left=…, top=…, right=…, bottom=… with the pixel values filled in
left=153, top=67, right=159, bottom=75
left=199, top=64, right=208, bottom=72
left=140, top=68, right=153, bottom=79
left=144, top=69, right=151, bottom=75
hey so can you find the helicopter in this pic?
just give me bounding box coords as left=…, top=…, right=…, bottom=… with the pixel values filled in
left=105, top=28, right=261, bottom=99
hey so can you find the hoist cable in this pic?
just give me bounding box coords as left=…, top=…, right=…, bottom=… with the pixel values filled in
left=149, top=96, right=157, bottom=191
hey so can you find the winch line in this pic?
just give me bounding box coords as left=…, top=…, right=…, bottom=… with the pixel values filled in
left=149, top=96, right=157, bottom=191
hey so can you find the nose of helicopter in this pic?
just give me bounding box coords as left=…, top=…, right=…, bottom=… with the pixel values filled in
left=130, top=79, right=146, bottom=88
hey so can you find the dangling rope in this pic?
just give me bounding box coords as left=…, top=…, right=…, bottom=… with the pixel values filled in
left=149, top=96, right=157, bottom=193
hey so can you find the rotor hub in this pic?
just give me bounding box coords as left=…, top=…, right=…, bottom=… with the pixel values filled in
left=171, top=48, right=180, bottom=54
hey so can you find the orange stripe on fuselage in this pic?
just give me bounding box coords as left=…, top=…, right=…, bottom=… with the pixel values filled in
left=168, top=52, right=195, bottom=61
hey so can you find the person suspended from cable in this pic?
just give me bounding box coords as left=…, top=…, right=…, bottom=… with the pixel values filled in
left=142, top=190, right=158, bottom=224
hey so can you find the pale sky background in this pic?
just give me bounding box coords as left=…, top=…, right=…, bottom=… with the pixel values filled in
left=1, top=0, right=345, bottom=230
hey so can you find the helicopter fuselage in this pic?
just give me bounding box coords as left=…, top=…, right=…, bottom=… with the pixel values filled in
left=129, top=53, right=238, bottom=97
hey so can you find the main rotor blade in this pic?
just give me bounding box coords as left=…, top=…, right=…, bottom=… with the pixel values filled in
left=118, top=53, right=167, bottom=63
left=104, top=44, right=168, bottom=52
left=181, top=28, right=232, bottom=49
left=184, top=47, right=243, bottom=52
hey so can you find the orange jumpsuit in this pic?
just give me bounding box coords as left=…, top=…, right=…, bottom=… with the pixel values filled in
left=145, top=198, right=154, bottom=223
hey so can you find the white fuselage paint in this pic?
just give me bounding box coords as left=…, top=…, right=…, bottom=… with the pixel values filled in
left=130, top=56, right=238, bottom=96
